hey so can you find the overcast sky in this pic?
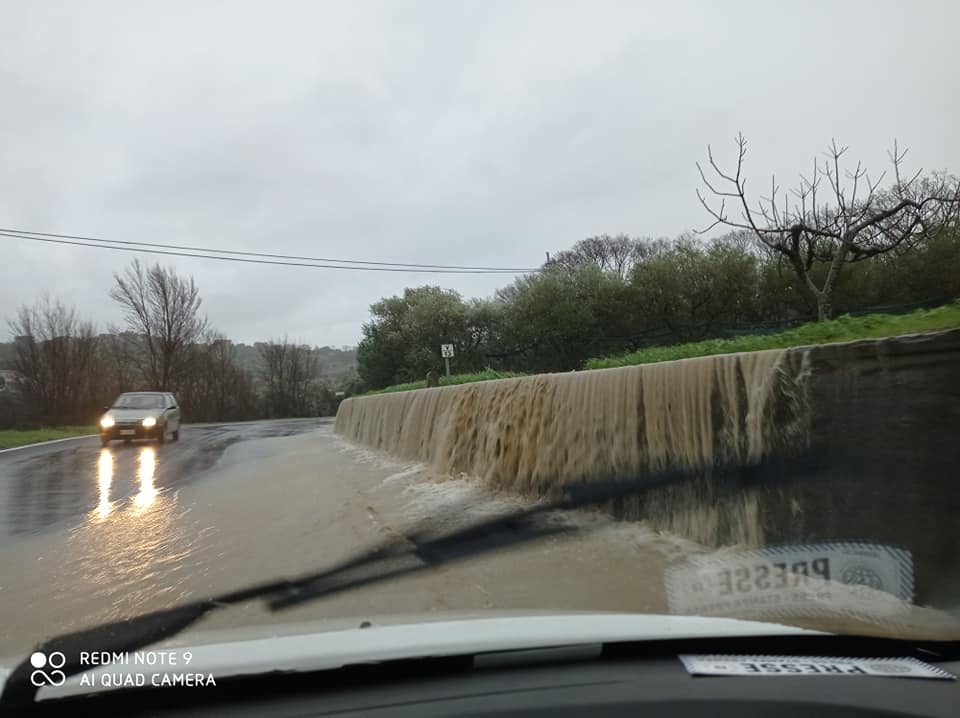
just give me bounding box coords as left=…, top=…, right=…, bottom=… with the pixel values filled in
left=2, top=0, right=959, bottom=347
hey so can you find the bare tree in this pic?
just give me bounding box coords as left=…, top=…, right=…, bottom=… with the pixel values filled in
left=98, top=330, right=136, bottom=397
left=578, top=235, right=635, bottom=278
left=175, top=331, right=257, bottom=422
left=206, top=333, right=236, bottom=420
left=697, top=134, right=960, bottom=319
left=259, top=340, right=288, bottom=417
left=548, top=235, right=670, bottom=280
left=9, top=297, right=99, bottom=424
left=286, top=343, right=319, bottom=415
left=109, top=260, right=208, bottom=389
left=259, top=338, right=328, bottom=417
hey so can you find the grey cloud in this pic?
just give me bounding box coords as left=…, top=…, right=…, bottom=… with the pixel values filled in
left=2, top=0, right=959, bottom=346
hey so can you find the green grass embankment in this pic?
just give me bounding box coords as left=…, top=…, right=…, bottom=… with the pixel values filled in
left=0, top=426, right=97, bottom=450
left=366, top=369, right=525, bottom=395
left=585, top=300, right=960, bottom=369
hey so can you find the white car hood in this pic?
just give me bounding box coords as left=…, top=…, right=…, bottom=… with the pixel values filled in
left=7, top=612, right=823, bottom=701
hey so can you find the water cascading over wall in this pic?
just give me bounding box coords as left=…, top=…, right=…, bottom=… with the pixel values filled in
left=335, top=349, right=813, bottom=545
left=338, top=329, right=960, bottom=602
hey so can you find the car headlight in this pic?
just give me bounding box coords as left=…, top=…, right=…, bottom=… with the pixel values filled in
left=142, top=417, right=157, bottom=428
left=100, top=416, right=115, bottom=428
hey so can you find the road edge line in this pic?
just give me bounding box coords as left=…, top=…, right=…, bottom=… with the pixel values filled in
left=0, top=434, right=97, bottom=454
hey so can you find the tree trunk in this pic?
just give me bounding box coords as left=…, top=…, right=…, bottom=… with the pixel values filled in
left=816, top=292, right=833, bottom=321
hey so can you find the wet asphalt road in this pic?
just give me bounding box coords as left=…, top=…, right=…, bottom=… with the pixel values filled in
left=0, top=418, right=331, bottom=539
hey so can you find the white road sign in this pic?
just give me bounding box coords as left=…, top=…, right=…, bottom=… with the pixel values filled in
left=440, top=344, right=455, bottom=358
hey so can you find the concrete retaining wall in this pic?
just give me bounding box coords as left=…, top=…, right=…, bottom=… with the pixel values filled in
left=336, top=330, right=960, bottom=605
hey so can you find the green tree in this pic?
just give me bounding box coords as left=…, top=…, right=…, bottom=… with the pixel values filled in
left=357, top=287, right=485, bottom=388
left=631, top=237, right=760, bottom=342
left=496, top=268, right=607, bottom=372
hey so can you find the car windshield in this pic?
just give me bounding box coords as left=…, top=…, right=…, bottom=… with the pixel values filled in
left=112, top=395, right=166, bottom=410
left=1, top=0, right=959, bottom=697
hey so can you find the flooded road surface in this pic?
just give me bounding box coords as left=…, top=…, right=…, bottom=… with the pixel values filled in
left=0, top=418, right=329, bottom=539
left=0, top=423, right=955, bottom=663
left=0, top=422, right=676, bottom=659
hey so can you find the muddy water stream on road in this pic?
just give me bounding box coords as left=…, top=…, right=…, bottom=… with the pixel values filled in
left=336, top=349, right=812, bottom=545
left=0, top=427, right=686, bottom=658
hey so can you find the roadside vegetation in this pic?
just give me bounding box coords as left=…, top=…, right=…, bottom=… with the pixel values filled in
left=357, top=227, right=960, bottom=391
left=1, top=260, right=352, bottom=432
left=357, top=139, right=959, bottom=392
left=5, top=138, right=960, bottom=412
left=585, top=300, right=960, bottom=369
left=367, top=369, right=524, bottom=395
left=366, top=301, right=960, bottom=393
left=0, top=426, right=96, bottom=450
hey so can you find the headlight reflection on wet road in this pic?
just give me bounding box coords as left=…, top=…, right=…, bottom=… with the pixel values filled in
left=96, top=449, right=114, bottom=519
left=92, top=445, right=161, bottom=521
left=134, top=447, right=158, bottom=509
left=73, top=443, right=198, bottom=617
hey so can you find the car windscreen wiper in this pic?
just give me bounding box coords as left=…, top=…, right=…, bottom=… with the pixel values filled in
left=0, top=459, right=799, bottom=708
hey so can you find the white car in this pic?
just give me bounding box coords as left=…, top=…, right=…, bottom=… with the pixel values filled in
left=98, top=392, right=181, bottom=447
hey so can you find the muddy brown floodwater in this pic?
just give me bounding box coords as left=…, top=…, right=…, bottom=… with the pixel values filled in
left=2, top=421, right=956, bottom=662
left=0, top=424, right=684, bottom=660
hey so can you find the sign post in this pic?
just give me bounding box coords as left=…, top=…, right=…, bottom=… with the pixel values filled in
left=440, top=343, right=454, bottom=377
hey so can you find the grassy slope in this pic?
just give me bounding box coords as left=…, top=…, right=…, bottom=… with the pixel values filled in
left=365, top=301, right=960, bottom=394
left=366, top=369, right=525, bottom=395
left=585, top=300, right=960, bottom=369
left=0, top=426, right=97, bottom=450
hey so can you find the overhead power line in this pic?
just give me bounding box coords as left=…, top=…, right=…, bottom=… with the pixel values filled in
left=0, top=227, right=541, bottom=274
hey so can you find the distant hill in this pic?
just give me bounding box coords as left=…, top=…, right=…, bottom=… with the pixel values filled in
left=0, top=339, right=358, bottom=390
left=235, top=342, right=358, bottom=389
left=314, top=345, right=360, bottom=388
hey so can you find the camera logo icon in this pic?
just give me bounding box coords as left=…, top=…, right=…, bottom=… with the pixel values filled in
left=29, top=651, right=67, bottom=687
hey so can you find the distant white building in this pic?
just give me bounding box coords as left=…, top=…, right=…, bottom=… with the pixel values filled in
left=0, top=369, right=22, bottom=394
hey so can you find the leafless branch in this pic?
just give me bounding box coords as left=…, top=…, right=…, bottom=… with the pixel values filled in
left=696, top=134, right=959, bottom=319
